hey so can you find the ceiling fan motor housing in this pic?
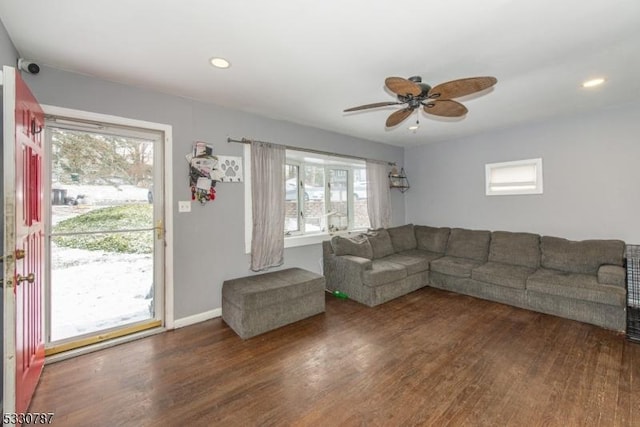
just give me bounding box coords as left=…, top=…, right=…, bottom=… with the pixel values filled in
left=408, top=76, right=431, bottom=94
left=397, top=77, right=431, bottom=105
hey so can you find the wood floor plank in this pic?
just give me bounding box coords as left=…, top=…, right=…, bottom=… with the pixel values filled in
left=25, top=287, right=639, bottom=426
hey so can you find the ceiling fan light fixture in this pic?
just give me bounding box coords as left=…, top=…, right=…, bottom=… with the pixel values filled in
left=582, top=77, right=605, bottom=88
left=210, top=57, right=231, bottom=69
left=409, top=111, right=420, bottom=131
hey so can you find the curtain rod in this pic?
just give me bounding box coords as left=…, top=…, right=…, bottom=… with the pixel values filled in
left=227, top=137, right=396, bottom=166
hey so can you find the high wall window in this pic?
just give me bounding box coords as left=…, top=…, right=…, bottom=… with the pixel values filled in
left=485, top=158, right=543, bottom=196
left=285, top=150, right=370, bottom=236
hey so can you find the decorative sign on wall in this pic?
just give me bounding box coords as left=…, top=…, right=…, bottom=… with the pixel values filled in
left=216, top=156, right=243, bottom=182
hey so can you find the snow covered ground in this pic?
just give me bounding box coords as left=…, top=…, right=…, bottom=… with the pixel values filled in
left=52, top=184, right=150, bottom=206
left=50, top=244, right=153, bottom=341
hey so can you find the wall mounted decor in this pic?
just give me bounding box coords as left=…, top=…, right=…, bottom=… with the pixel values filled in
left=389, top=166, right=410, bottom=193
left=188, top=141, right=218, bottom=204
left=216, top=155, right=243, bottom=182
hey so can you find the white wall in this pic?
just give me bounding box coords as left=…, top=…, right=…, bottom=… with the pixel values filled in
left=405, top=103, right=640, bottom=244
left=21, top=66, right=405, bottom=320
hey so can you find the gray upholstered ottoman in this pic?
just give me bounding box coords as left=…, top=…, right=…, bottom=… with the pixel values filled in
left=222, top=268, right=326, bottom=339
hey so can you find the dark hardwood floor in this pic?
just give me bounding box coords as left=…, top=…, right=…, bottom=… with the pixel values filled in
left=28, top=287, right=640, bottom=426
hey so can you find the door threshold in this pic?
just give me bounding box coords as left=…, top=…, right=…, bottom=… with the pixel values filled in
left=45, top=320, right=164, bottom=363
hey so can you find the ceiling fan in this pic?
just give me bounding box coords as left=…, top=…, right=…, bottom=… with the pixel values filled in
left=344, top=75, right=497, bottom=127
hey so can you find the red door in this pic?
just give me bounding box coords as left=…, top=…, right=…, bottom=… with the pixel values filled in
left=2, top=65, right=45, bottom=416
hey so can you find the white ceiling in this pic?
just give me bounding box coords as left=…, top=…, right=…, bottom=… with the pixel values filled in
left=1, top=0, right=638, bottom=147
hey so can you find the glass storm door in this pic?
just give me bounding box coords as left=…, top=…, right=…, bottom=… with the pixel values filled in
left=45, top=118, right=164, bottom=353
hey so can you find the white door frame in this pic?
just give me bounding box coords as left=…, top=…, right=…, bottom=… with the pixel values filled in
left=2, top=65, right=18, bottom=418
left=41, top=105, right=175, bottom=334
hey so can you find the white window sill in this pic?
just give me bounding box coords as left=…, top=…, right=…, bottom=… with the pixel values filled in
left=284, top=233, right=329, bottom=248
left=284, top=228, right=369, bottom=249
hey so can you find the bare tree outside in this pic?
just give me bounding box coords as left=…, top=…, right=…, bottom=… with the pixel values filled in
left=51, top=128, right=153, bottom=187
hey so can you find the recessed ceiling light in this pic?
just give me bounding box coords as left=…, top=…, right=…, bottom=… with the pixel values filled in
left=582, top=77, right=605, bottom=88
left=210, top=57, right=230, bottom=69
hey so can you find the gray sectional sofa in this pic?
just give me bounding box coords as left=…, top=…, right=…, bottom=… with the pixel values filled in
left=322, top=224, right=627, bottom=331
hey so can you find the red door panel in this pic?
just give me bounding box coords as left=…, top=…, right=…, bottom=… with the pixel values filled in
left=14, top=70, right=45, bottom=415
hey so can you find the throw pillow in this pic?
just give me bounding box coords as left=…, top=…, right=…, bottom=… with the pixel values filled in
left=330, top=235, right=373, bottom=259
left=366, top=229, right=395, bottom=259
left=387, top=224, right=417, bottom=252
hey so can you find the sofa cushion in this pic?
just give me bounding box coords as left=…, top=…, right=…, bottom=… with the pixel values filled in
left=526, top=268, right=626, bottom=307
left=398, top=249, right=444, bottom=266
left=415, top=226, right=450, bottom=254
left=471, top=261, right=535, bottom=290
left=330, top=235, right=373, bottom=259
left=489, top=231, right=540, bottom=269
left=384, top=252, right=430, bottom=276
left=597, top=265, right=626, bottom=287
left=366, top=229, right=395, bottom=259
left=445, top=228, right=491, bottom=262
left=362, top=259, right=407, bottom=287
left=387, top=224, right=417, bottom=252
left=430, top=256, right=484, bottom=278
left=541, top=236, right=625, bottom=274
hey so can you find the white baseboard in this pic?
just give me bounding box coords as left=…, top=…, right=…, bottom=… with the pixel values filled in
left=173, top=308, right=221, bottom=329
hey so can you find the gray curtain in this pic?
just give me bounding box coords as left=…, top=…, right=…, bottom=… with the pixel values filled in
left=366, top=160, right=391, bottom=229
left=251, top=141, right=286, bottom=271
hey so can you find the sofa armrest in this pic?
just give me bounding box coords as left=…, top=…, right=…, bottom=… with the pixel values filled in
left=323, top=253, right=371, bottom=295
left=597, top=264, right=626, bottom=287
left=340, top=255, right=373, bottom=270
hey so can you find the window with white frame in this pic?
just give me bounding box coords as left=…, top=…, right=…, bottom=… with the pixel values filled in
left=485, top=158, right=543, bottom=195
left=285, top=150, right=370, bottom=236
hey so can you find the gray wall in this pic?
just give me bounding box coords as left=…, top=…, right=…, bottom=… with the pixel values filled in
left=22, top=66, right=405, bottom=320
left=1, top=18, right=18, bottom=249
left=0, top=19, right=18, bottom=404
left=405, top=103, right=640, bottom=244
left=0, top=17, right=17, bottom=66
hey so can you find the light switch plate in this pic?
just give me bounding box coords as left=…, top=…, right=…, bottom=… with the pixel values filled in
left=178, top=201, right=192, bottom=213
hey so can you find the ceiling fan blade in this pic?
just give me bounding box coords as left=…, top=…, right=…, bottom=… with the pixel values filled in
left=428, top=76, right=497, bottom=99
left=423, top=100, right=468, bottom=117
left=343, top=101, right=403, bottom=112
left=385, top=77, right=421, bottom=96
left=385, top=107, right=414, bottom=127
